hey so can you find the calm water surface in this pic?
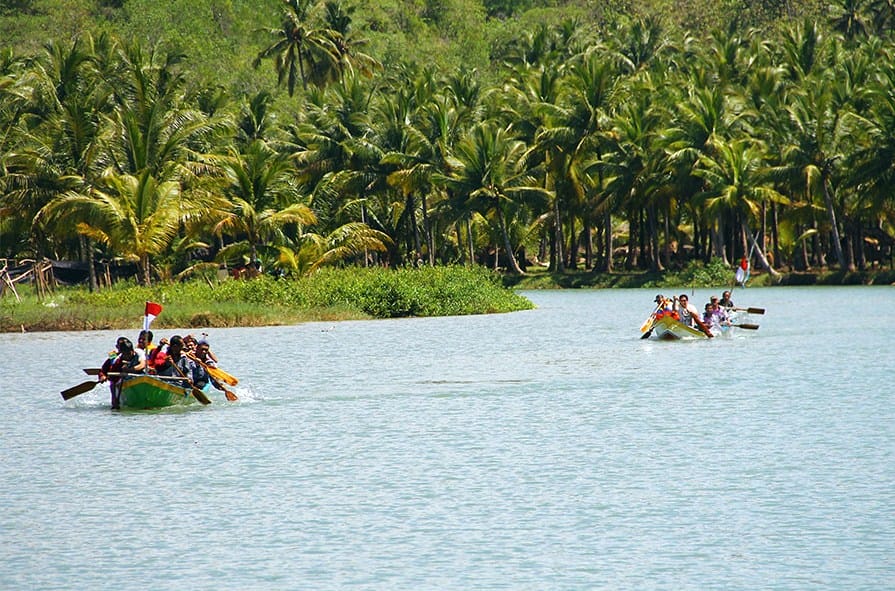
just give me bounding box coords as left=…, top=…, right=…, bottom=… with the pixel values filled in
left=1, top=286, right=893, bottom=590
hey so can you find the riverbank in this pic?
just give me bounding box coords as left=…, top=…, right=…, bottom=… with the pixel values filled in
left=505, top=263, right=895, bottom=289
left=0, top=266, right=534, bottom=333
left=4, top=263, right=893, bottom=332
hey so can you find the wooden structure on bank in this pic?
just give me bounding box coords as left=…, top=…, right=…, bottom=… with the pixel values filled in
left=0, top=258, right=56, bottom=300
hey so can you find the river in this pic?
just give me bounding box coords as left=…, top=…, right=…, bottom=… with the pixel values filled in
left=1, top=286, right=893, bottom=590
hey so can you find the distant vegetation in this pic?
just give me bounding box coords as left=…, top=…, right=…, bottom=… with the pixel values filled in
left=2, top=0, right=895, bottom=296
left=0, top=265, right=534, bottom=331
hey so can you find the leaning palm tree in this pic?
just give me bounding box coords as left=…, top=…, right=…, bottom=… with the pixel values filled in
left=36, top=169, right=185, bottom=285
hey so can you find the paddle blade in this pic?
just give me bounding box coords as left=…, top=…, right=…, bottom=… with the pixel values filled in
left=192, top=387, right=212, bottom=405
left=223, top=388, right=238, bottom=402
left=640, top=329, right=653, bottom=339
left=734, top=323, right=760, bottom=330
left=61, top=380, right=99, bottom=400
left=83, top=368, right=101, bottom=375
left=207, top=365, right=238, bottom=386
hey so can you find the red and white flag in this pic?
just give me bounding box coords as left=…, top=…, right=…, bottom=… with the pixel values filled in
left=734, top=257, right=750, bottom=285
left=143, top=301, right=162, bottom=331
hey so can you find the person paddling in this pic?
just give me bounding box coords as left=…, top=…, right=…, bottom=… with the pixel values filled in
left=674, top=294, right=714, bottom=338
left=98, top=337, right=146, bottom=409
left=155, top=335, right=208, bottom=389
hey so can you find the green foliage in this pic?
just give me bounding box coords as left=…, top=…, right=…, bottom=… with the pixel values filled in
left=641, top=258, right=735, bottom=288
left=0, top=266, right=534, bottom=331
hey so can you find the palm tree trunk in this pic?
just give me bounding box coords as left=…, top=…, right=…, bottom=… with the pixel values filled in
left=566, top=210, right=578, bottom=269
left=647, top=204, right=663, bottom=272
left=498, top=204, right=524, bottom=275
left=742, top=221, right=780, bottom=278
left=602, top=208, right=613, bottom=272
left=406, top=195, right=422, bottom=261
left=663, top=203, right=672, bottom=268
left=361, top=204, right=369, bottom=267
left=771, top=202, right=781, bottom=270
left=552, top=195, right=565, bottom=272
left=141, top=254, right=152, bottom=286
left=421, top=193, right=434, bottom=266
left=466, top=218, right=474, bottom=265
left=584, top=220, right=593, bottom=270
left=82, top=236, right=98, bottom=292
left=625, top=207, right=639, bottom=270
left=821, top=175, right=846, bottom=269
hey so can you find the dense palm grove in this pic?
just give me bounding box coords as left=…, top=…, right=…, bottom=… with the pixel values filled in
left=2, top=0, right=895, bottom=288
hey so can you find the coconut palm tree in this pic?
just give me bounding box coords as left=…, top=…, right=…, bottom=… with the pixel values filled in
left=693, top=138, right=783, bottom=278
left=275, top=221, right=392, bottom=276
left=36, top=169, right=185, bottom=285
left=439, top=122, right=550, bottom=275
left=107, top=40, right=228, bottom=180
left=208, top=139, right=317, bottom=269
left=5, top=35, right=114, bottom=288
left=253, top=0, right=341, bottom=95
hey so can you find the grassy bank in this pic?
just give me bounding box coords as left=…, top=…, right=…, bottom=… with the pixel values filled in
left=1, top=266, right=534, bottom=332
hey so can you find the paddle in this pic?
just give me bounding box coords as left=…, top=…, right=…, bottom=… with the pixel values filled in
left=640, top=312, right=656, bottom=333
left=186, top=353, right=238, bottom=386
left=731, top=306, right=765, bottom=315
left=61, top=380, right=100, bottom=401
left=210, top=377, right=239, bottom=401
left=692, top=314, right=714, bottom=338
left=732, top=322, right=760, bottom=330
left=640, top=301, right=666, bottom=339
left=168, top=360, right=212, bottom=405
left=673, top=296, right=713, bottom=338
left=184, top=353, right=238, bottom=401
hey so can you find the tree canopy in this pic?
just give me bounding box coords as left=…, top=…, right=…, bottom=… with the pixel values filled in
left=3, top=0, right=895, bottom=287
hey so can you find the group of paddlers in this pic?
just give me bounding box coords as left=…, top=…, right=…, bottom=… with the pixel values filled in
left=650, top=290, right=736, bottom=338
left=97, top=330, right=225, bottom=408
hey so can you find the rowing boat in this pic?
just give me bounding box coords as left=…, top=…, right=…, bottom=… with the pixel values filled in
left=118, top=374, right=210, bottom=409
left=650, top=314, right=711, bottom=340
left=646, top=313, right=757, bottom=340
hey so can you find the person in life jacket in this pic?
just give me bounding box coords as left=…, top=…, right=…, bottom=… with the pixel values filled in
left=98, top=337, right=146, bottom=409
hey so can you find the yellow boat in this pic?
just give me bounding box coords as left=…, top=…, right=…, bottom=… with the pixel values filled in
left=650, top=314, right=710, bottom=340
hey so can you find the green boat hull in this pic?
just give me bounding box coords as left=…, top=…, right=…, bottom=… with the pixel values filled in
left=119, top=375, right=195, bottom=409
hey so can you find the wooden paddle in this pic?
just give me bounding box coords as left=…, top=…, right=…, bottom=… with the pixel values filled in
left=168, top=360, right=212, bottom=405
left=186, top=353, right=238, bottom=386
left=732, top=323, right=760, bottom=330
left=640, top=301, right=665, bottom=339
left=83, top=369, right=194, bottom=382
left=731, top=306, right=765, bottom=315
left=209, top=377, right=239, bottom=401
left=61, top=380, right=100, bottom=400
left=692, top=314, right=714, bottom=338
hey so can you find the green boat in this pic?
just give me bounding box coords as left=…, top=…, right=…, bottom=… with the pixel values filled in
left=119, top=374, right=208, bottom=409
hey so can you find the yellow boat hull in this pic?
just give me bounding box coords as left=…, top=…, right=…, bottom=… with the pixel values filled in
left=651, top=315, right=709, bottom=340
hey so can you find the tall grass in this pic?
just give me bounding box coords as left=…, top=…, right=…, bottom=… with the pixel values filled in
left=0, top=266, right=534, bottom=332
